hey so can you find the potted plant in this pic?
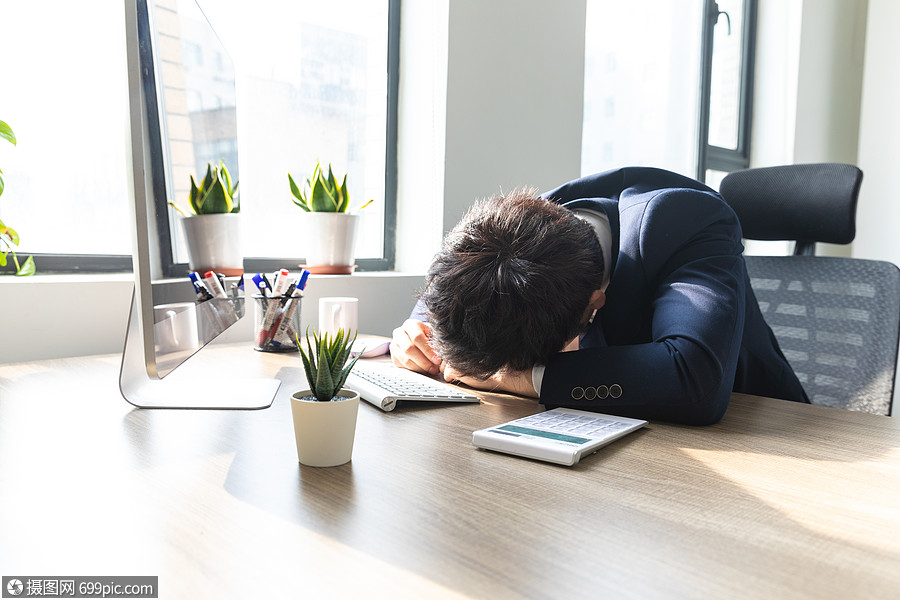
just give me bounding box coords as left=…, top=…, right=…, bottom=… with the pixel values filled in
left=290, top=327, right=362, bottom=467
left=169, top=160, right=243, bottom=276
left=288, top=162, right=372, bottom=274
left=0, top=119, right=35, bottom=276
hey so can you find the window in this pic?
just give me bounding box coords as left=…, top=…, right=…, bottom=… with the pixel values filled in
left=0, top=0, right=399, bottom=275
left=581, top=0, right=756, bottom=183
left=699, top=0, right=756, bottom=182
left=0, top=3, right=133, bottom=273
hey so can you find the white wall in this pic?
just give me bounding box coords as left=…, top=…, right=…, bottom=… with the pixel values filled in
left=441, top=0, right=586, bottom=233
left=748, top=0, right=869, bottom=258
left=793, top=0, right=868, bottom=166
left=854, top=0, right=900, bottom=266
left=396, top=0, right=587, bottom=273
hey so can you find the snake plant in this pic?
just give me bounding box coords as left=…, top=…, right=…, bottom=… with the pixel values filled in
left=288, top=162, right=373, bottom=213
left=169, top=161, right=240, bottom=216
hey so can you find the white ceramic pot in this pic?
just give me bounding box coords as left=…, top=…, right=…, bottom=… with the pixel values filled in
left=299, top=212, right=361, bottom=270
left=180, top=213, right=243, bottom=276
left=290, top=389, right=360, bottom=467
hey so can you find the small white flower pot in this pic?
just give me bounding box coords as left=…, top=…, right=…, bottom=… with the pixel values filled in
left=299, top=212, right=360, bottom=272
left=180, top=213, right=243, bottom=276
left=290, top=389, right=360, bottom=467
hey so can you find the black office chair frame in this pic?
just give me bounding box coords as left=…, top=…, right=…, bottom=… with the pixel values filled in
left=721, top=163, right=899, bottom=416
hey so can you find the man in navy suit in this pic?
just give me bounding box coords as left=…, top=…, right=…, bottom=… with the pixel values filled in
left=391, top=167, right=808, bottom=425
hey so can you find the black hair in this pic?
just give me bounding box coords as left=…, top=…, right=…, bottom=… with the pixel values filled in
left=422, top=189, right=604, bottom=378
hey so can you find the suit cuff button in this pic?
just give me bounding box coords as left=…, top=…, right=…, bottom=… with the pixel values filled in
left=609, top=384, right=623, bottom=398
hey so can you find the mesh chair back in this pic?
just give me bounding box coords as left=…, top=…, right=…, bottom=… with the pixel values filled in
left=746, top=255, right=900, bottom=416
left=720, top=163, right=862, bottom=255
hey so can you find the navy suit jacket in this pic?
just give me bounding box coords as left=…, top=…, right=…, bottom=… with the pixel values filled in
left=538, top=167, right=808, bottom=424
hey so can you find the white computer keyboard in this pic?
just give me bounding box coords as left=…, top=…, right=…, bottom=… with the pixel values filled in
left=345, top=361, right=480, bottom=411
left=472, top=408, right=647, bottom=466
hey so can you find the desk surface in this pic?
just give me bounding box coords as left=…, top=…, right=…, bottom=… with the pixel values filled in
left=1, top=345, right=899, bottom=599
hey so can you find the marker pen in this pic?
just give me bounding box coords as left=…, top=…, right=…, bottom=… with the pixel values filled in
left=270, top=289, right=302, bottom=346
left=188, top=272, right=213, bottom=302
left=203, top=270, right=227, bottom=298
left=251, top=273, right=268, bottom=296
left=204, top=270, right=237, bottom=327
left=270, top=269, right=291, bottom=297
left=297, top=268, right=311, bottom=291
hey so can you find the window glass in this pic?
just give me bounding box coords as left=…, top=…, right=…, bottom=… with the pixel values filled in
left=708, top=0, right=745, bottom=150
left=0, top=0, right=392, bottom=270
left=581, top=0, right=704, bottom=177
left=203, top=0, right=389, bottom=262
left=0, top=3, right=131, bottom=256
left=706, top=169, right=728, bottom=191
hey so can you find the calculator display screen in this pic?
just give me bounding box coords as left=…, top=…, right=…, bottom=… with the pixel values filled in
left=497, top=425, right=590, bottom=445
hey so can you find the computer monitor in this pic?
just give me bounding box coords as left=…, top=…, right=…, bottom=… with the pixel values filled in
left=120, top=0, right=279, bottom=408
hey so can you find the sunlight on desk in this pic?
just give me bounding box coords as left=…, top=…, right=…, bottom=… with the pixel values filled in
left=681, top=446, right=900, bottom=557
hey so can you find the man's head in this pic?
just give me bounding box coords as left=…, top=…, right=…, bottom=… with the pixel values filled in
left=422, top=189, right=605, bottom=379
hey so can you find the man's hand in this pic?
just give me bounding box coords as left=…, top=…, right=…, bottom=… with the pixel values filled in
left=441, top=363, right=538, bottom=398
left=390, top=319, right=442, bottom=375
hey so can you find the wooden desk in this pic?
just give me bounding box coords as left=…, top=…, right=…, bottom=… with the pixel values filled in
left=1, top=346, right=898, bottom=599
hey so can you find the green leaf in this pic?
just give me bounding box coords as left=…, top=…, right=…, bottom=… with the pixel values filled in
left=322, top=168, right=340, bottom=210
left=315, top=335, right=336, bottom=400
left=288, top=173, right=308, bottom=208
left=0, top=120, right=16, bottom=146
left=0, top=171, right=4, bottom=198
left=198, top=176, right=232, bottom=214
left=298, top=339, right=315, bottom=391
left=333, top=330, right=356, bottom=384
left=201, top=162, right=215, bottom=192
left=167, top=201, right=188, bottom=217
left=189, top=175, right=201, bottom=214
left=220, top=161, right=233, bottom=195
left=309, top=175, right=334, bottom=212
left=336, top=353, right=362, bottom=391
left=0, top=251, right=6, bottom=267
left=15, top=254, right=35, bottom=276
left=337, top=174, right=350, bottom=212
left=0, top=219, right=20, bottom=246
left=230, top=181, right=240, bottom=213
left=354, top=198, right=374, bottom=212
left=306, top=333, right=319, bottom=387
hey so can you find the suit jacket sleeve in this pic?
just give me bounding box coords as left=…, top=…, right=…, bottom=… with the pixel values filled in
left=540, top=187, right=746, bottom=425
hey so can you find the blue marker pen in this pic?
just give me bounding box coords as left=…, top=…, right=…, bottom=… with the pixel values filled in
left=297, top=268, right=311, bottom=291
left=188, top=272, right=213, bottom=302
left=252, top=273, right=268, bottom=296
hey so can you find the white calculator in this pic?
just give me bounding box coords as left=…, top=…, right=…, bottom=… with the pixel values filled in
left=472, top=408, right=647, bottom=466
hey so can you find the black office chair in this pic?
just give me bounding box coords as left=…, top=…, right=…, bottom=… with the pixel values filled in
left=719, top=163, right=900, bottom=416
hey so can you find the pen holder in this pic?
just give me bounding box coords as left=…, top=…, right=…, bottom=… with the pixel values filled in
left=253, top=294, right=302, bottom=353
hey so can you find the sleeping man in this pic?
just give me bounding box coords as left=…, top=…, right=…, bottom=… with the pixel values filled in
left=389, top=167, right=807, bottom=425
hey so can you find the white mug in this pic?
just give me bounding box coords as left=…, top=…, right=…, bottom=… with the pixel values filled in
left=318, top=297, right=359, bottom=338
left=153, top=302, right=200, bottom=353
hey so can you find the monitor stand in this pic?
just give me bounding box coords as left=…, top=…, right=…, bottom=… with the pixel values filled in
left=119, top=291, right=280, bottom=409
